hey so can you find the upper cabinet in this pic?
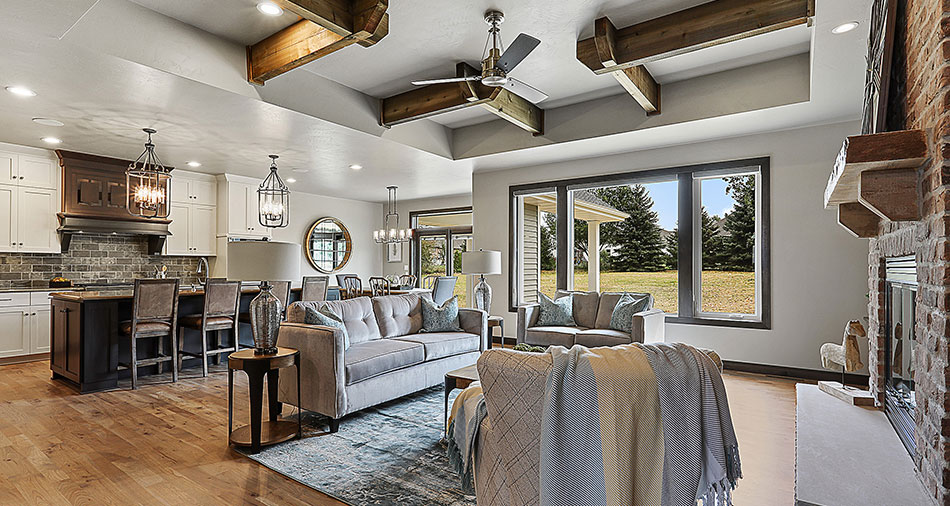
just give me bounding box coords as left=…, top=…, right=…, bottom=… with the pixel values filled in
left=217, top=175, right=272, bottom=239
left=163, top=171, right=217, bottom=257
left=0, top=146, right=59, bottom=254
left=172, top=173, right=216, bottom=206
left=0, top=150, right=57, bottom=189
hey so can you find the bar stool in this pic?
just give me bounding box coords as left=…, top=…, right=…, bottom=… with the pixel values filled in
left=301, top=276, right=329, bottom=302
left=118, top=279, right=180, bottom=390
left=178, top=279, right=241, bottom=377
left=238, top=280, right=291, bottom=349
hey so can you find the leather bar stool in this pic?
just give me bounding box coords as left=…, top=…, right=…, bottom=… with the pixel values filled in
left=118, top=279, right=180, bottom=389
left=178, top=279, right=241, bottom=377
left=300, top=276, right=329, bottom=302
left=238, top=280, right=291, bottom=349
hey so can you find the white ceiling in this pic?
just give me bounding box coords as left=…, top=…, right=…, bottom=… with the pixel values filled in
left=0, top=0, right=872, bottom=202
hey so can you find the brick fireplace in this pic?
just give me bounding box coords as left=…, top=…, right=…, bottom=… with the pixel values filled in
left=863, top=0, right=950, bottom=501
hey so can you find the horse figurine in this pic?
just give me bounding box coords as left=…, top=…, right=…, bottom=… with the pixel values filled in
left=820, top=320, right=866, bottom=387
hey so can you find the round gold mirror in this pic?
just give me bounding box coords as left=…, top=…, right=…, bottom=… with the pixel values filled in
left=304, top=217, right=352, bottom=273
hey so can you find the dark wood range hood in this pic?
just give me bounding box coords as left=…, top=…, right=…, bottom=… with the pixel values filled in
left=55, top=150, right=172, bottom=254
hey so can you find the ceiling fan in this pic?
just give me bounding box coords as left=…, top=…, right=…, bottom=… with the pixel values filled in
left=410, top=10, right=548, bottom=104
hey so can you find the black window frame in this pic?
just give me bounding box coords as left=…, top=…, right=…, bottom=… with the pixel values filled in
left=508, top=157, right=771, bottom=329
left=409, top=207, right=473, bottom=286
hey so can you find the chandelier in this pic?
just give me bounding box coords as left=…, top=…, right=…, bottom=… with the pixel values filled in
left=126, top=128, right=172, bottom=219
left=258, top=154, right=290, bottom=228
left=374, top=185, right=412, bottom=244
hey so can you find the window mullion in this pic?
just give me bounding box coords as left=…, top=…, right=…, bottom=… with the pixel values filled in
left=677, top=173, right=694, bottom=318
left=556, top=186, right=570, bottom=292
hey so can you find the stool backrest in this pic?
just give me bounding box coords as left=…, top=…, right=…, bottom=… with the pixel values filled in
left=133, top=278, right=180, bottom=322
left=301, top=276, right=329, bottom=302
left=204, top=279, right=241, bottom=318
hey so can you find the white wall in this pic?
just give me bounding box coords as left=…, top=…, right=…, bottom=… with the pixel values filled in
left=271, top=190, right=383, bottom=283
left=380, top=194, right=473, bottom=277
left=473, top=121, right=871, bottom=373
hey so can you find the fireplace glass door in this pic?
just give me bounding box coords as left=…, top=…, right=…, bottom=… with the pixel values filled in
left=885, top=255, right=916, bottom=457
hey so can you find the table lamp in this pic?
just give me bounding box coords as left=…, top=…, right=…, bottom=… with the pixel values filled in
left=461, top=249, right=501, bottom=312
left=227, top=241, right=300, bottom=354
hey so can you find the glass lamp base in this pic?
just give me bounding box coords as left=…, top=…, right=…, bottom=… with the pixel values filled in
left=474, top=275, right=492, bottom=312
left=250, top=282, right=283, bottom=355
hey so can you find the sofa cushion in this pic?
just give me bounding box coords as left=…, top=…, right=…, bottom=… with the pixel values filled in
left=392, top=332, right=480, bottom=361
left=524, top=326, right=585, bottom=348
left=304, top=305, right=350, bottom=349
left=537, top=292, right=576, bottom=327
left=609, top=293, right=651, bottom=334
left=595, top=292, right=653, bottom=329
left=344, top=339, right=425, bottom=385
left=574, top=328, right=632, bottom=348
left=322, top=297, right=381, bottom=344
left=556, top=290, right=599, bottom=328
left=421, top=295, right=462, bottom=332
left=373, top=294, right=423, bottom=338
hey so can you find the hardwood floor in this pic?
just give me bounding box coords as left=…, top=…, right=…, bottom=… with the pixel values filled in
left=0, top=361, right=799, bottom=505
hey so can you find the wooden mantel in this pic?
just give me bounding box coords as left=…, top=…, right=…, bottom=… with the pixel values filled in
left=824, top=129, right=928, bottom=237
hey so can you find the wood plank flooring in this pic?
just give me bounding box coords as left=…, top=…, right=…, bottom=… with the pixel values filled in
left=0, top=361, right=800, bottom=505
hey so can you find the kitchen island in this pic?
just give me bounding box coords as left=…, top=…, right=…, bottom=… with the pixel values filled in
left=49, top=286, right=315, bottom=393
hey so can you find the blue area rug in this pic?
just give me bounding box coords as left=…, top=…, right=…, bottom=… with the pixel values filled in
left=238, top=387, right=475, bottom=505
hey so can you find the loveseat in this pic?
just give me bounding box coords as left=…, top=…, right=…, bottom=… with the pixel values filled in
left=276, top=294, right=487, bottom=431
left=517, top=290, right=665, bottom=347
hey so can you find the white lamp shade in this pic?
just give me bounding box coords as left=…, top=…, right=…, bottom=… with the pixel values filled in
left=227, top=241, right=300, bottom=281
left=461, top=250, right=502, bottom=275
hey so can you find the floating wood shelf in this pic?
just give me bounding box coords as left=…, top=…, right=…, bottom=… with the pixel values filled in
left=824, top=129, right=927, bottom=208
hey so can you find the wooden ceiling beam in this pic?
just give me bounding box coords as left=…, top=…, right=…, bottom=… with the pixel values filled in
left=380, top=62, right=544, bottom=134
left=577, top=0, right=814, bottom=75
left=593, top=17, right=660, bottom=114
left=247, top=0, right=388, bottom=85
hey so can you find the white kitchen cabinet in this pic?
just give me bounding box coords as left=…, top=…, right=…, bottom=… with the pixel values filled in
left=163, top=203, right=216, bottom=256
left=30, top=308, right=50, bottom=354
left=0, top=152, right=15, bottom=183
left=17, top=186, right=58, bottom=253
left=17, top=155, right=57, bottom=189
left=0, top=184, right=16, bottom=251
left=0, top=307, right=29, bottom=358
left=172, top=173, right=216, bottom=206
left=224, top=181, right=271, bottom=238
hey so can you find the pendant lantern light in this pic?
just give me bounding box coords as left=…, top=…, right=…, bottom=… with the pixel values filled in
left=126, top=128, right=172, bottom=219
left=374, top=185, right=412, bottom=244
left=258, top=154, right=290, bottom=228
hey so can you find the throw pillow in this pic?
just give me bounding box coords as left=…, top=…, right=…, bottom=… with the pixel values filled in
left=421, top=295, right=462, bottom=332
left=537, top=292, right=576, bottom=327
left=304, top=305, right=350, bottom=349
left=609, top=293, right=650, bottom=333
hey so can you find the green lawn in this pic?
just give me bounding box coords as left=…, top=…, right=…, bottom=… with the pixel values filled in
left=539, top=270, right=755, bottom=314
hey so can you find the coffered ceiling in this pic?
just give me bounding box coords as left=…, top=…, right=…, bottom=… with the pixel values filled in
left=0, top=0, right=872, bottom=202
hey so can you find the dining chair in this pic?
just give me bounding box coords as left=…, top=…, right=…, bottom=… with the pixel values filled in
left=398, top=274, right=417, bottom=288
left=301, top=275, right=329, bottom=302
left=431, top=276, right=458, bottom=305
left=239, top=280, right=291, bottom=348
left=335, top=273, right=356, bottom=288
left=118, top=279, right=180, bottom=389
left=343, top=275, right=363, bottom=299
left=368, top=276, right=391, bottom=297
left=178, top=279, right=241, bottom=377
left=422, top=275, right=439, bottom=290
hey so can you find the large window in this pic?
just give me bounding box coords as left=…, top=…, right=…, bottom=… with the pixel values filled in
left=509, top=158, right=770, bottom=328
left=411, top=208, right=473, bottom=306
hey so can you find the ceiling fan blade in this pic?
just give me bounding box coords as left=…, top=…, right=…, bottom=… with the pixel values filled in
left=495, top=33, right=540, bottom=73
left=505, top=78, right=548, bottom=103
left=411, top=76, right=481, bottom=86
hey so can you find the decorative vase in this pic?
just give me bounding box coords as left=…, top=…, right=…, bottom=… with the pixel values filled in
left=250, top=282, right=282, bottom=354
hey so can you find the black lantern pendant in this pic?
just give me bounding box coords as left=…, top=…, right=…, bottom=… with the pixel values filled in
left=258, top=154, right=290, bottom=228
left=126, top=128, right=172, bottom=219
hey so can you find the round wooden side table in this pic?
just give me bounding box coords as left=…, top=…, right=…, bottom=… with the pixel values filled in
left=228, top=347, right=301, bottom=454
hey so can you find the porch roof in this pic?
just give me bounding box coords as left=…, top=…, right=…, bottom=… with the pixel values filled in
left=523, top=191, right=628, bottom=222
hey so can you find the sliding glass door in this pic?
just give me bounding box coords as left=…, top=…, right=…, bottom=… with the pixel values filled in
left=410, top=208, right=473, bottom=306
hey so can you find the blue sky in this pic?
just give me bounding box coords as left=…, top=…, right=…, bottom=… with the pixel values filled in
left=644, top=179, right=736, bottom=230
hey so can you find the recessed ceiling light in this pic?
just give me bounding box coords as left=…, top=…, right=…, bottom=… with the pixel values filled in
left=41, top=137, right=62, bottom=144
left=256, top=1, right=283, bottom=16
left=286, top=177, right=297, bottom=183
left=32, top=118, right=64, bottom=127
left=5, top=86, right=36, bottom=97
left=832, top=21, right=859, bottom=34
left=186, top=161, right=201, bottom=167
left=349, top=164, right=362, bottom=170
left=292, top=168, right=309, bottom=173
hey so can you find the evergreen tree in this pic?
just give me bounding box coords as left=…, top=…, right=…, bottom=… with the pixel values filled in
left=720, top=175, right=756, bottom=271
left=592, top=185, right=666, bottom=271
left=539, top=212, right=556, bottom=270
left=665, top=226, right=678, bottom=269
left=701, top=207, right=727, bottom=270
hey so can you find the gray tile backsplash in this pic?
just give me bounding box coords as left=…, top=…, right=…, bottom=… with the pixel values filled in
left=0, top=235, right=201, bottom=289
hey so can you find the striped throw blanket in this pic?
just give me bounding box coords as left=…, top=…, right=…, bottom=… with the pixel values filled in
left=540, top=343, right=741, bottom=506
left=447, top=382, right=487, bottom=494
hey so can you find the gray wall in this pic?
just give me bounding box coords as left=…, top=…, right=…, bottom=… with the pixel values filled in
left=473, top=121, right=871, bottom=373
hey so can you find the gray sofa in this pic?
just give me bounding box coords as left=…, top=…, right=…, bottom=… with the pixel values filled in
left=276, top=294, right=487, bottom=431
left=517, top=290, right=665, bottom=347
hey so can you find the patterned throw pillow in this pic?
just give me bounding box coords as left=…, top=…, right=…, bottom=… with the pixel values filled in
left=537, top=292, right=576, bottom=327
left=609, top=293, right=650, bottom=333
left=304, top=305, right=350, bottom=349
left=422, top=295, right=462, bottom=332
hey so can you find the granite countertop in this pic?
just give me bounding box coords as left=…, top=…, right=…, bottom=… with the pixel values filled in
left=0, top=287, right=81, bottom=293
